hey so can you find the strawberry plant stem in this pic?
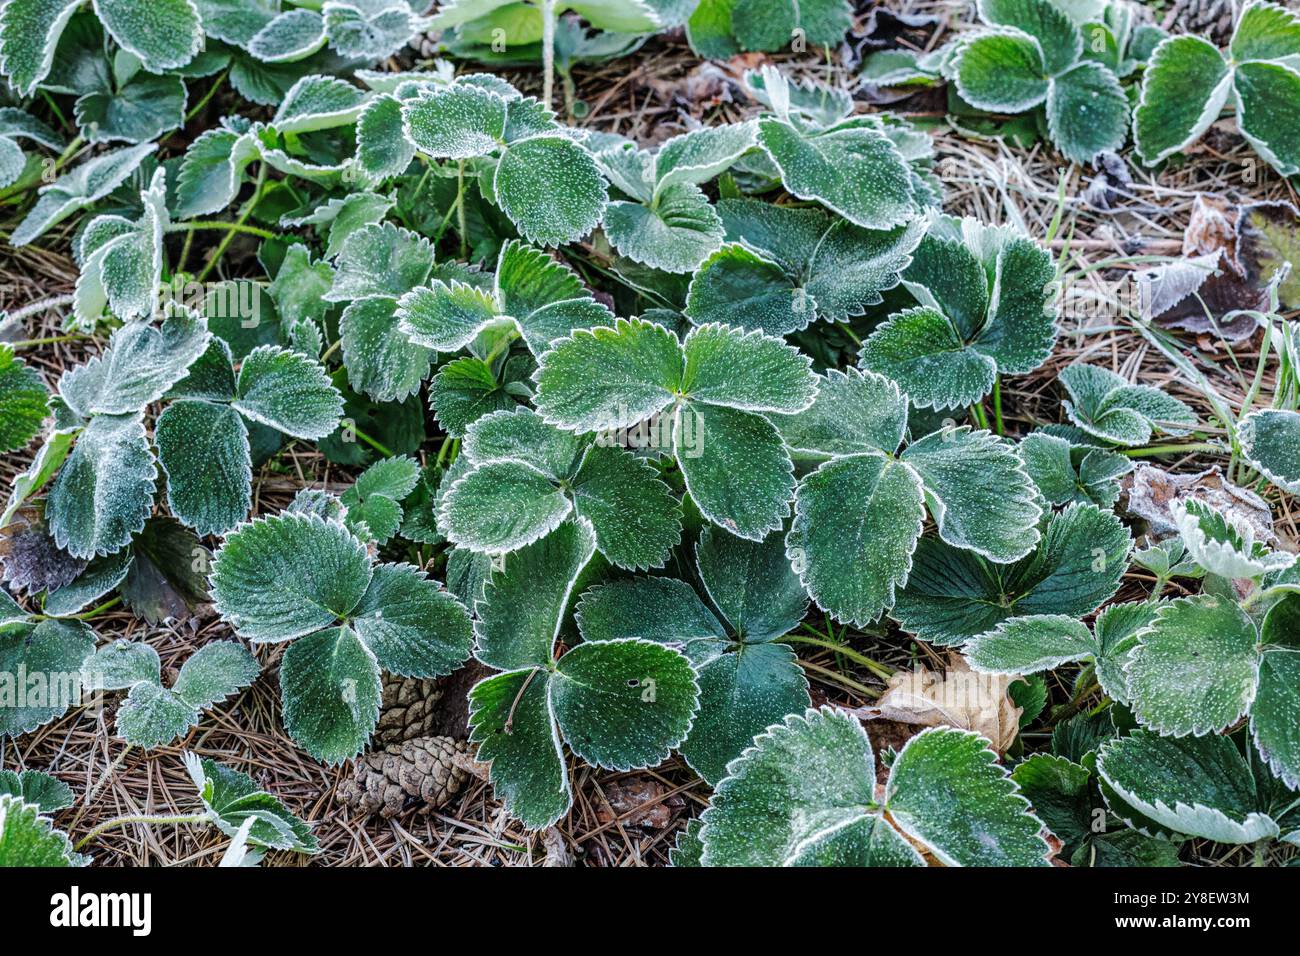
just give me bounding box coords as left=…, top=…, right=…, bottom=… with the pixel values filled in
left=196, top=163, right=267, bottom=284
left=74, top=813, right=211, bottom=851
left=168, top=221, right=280, bottom=241
left=1122, top=443, right=1220, bottom=458
left=785, top=634, right=895, bottom=680
left=541, top=0, right=557, bottom=110
left=798, top=659, right=881, bottom=699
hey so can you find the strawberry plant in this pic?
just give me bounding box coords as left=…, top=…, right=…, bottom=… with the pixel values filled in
left=1135, top=0, right=1300, bottom=177
left=467, top=518, right=700, bottom=828
left=0, top=0, right=1297, bottom=871
left=857, top=214, right=1058, bottom=410
left=693, top=708, right=1052, bottom=866
left=948, top=0, right=1134, bottom=164
left=574, top=524, right=809, bottom=783
left=210, top=510, right=475, bottom=763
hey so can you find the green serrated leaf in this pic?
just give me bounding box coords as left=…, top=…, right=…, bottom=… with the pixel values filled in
left=349, top=562, right=473, bottom=677
left=1098, top=730, right=1279, bottom=843
left=1239, top=409, right=1300, bottom=494
left=884, top=726, right=1050, bottom=866
left=551, top=637, right=697, bottom=770
left=233, top=345, right=343, bottom=440
left=47, top=413, right=156, bottom=559
left=280, top=625, right=382, bottom=765
left=211, top=513, right=373, bottom=643
left=788, top=452, right=925, bottom=627
left=0, top=794, right=86, bottom=866
left=1046, top=60, right=1129, bottom=164
left=1133, top=35, right=1231, bottom=166
left=494, top=134, right=607, bottom=247
left=901, top=426, right=1042, bottom=562
left=1058, top=363, right=1197, bottom=446
left=0, top=345, right=47, bottom=454
left=1126, top=596, right=1260, bottom=736
left=893, top=502, right=1130, bottom=647
left=12, top=141, right=155, bottom=247
left=184, top=752, right=317, bottom=852
left=0, top=769, right=74, bottom=813
left=94, top=0, right=202, bottom=72
left=156, top=400, right=252, bottom=537
left=756, top=118, right=916, bottom=230
left=0, top=619, right=95, bottom=737
left=953, top=30, right=1050, bottom=113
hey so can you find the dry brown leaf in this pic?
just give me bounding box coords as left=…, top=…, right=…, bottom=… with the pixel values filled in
left=1183, top=194, right=1237, bottom=260
left=854, top=655, right=1022, bottom=753
left=593, top=776, right=683, bottom=829
left=1122, top=464, right=1276, bottom=544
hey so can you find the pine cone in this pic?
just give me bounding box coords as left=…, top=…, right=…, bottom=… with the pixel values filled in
left=336, top=736, right=471, bottom=818
left=374, top=674, right=443, bottom=745
left=1171, top=0, right=1238, bottom=47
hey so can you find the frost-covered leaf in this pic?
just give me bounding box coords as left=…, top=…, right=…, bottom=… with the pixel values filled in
left=494, top=135, right=607, bottom=247
left=859, top=219, right=1056, bottom=409
left=0, top=794, right=86, bottom=866
left=94, top=0, right=203, bottom=73
left=1017, top=431, right=1132, bottom=509
left=900, top=426, right=1042, bottom=562
left=281, top=625, right=381, bottom=764
left=349, top=561, right=473, bottom=676
left=0, top=345, right=47, bottom=453
left=1097, top=731, right=1279, bottom=843
left=893, top=503, right=1130, bottom=647
left=963, top=615, right=1097, bottom=676
left=323, top=0, right=423, bottom=59
left=575, top=525, right=808, bottom=783
left=533, top=318, right=682, bottom=432
left=953, top=30, right=1050, bottom=113
left=355, top=92, right=415, bottom=181
left=184, top=752, right=317, bottom=852
left=1172, top=498, right=1295, bottom=579
left=1126, top=596, right=1260, bottom=736
left=1251, top=648, right=1300, bottom=790
left=273, top=74, right=368, bottom=134
left=604, top=182, right=724, bottom=274
left=266, top=244, right=335, bottom=327
left=1011, top=752, right=1092, bottom=854
left=468, top=666, right=569, bottom=829
left=248, top=9, right=327, bottom=63
left=0, top=619, right=94, bottom=736
left=756, top=118, right=916, bottom=230
left=1058, top=363, right=1197, bottom=446
left=551, top=637, right=697, bottom=770
left=402, top=83, right=507, bottom=158
left=174, top=127, right=260, bottom=219
left=117, top=641, right=259, bottom=748
left=977, top=0, right=1082, bottom=76
left=774, top=368, right=908, bottom=460
left=156, top=399, right=252, bottom=537
left=60, top=311, right=209, bottom=418
left=74, top=72, right=186, bottom=146
left=81, top=638, right=161, bottom=691
left=685, top=199, right=924, bottom=334
left=1133, top=33, right=1231, bottom=166
left=326, top=222, right=435, bottom=301
left=211, top=513, right=372, bottom=643
left=0, top=769, right=73, bottom=813
left=885, top=726, right=1051, bottom=866
left=1234, top=60, right=1300, bottom=179
left=399, top=240, right=612, bottom=356
left=1230, top=0, right=1300, bottom=63
left=340, top=296, right=432, bottom=402
left=13, top=141, right=155, bottom=246
left=429, top=354, right=529, bottom=438
left=1046, top=60, right=1129, bottom=164
left=232, top=345, right=344, bottom=440
left=787, top=452, right=925, bottom=627
left=474, top=516, right=597, bottom=671
left=47, top=413, right=156, bottom=559
left=677, top=400, right=795, bottom=541
left=0, top=0, right=82, bottom=96
left=698, top=708, right=914, bottom=867
left=1239, top=409, right=1300, bottom=494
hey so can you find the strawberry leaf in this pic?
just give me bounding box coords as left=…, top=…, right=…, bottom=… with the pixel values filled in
left=0, top=795, right=86, bottom=866
left=1098, top=731, right=1279, bottom=843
